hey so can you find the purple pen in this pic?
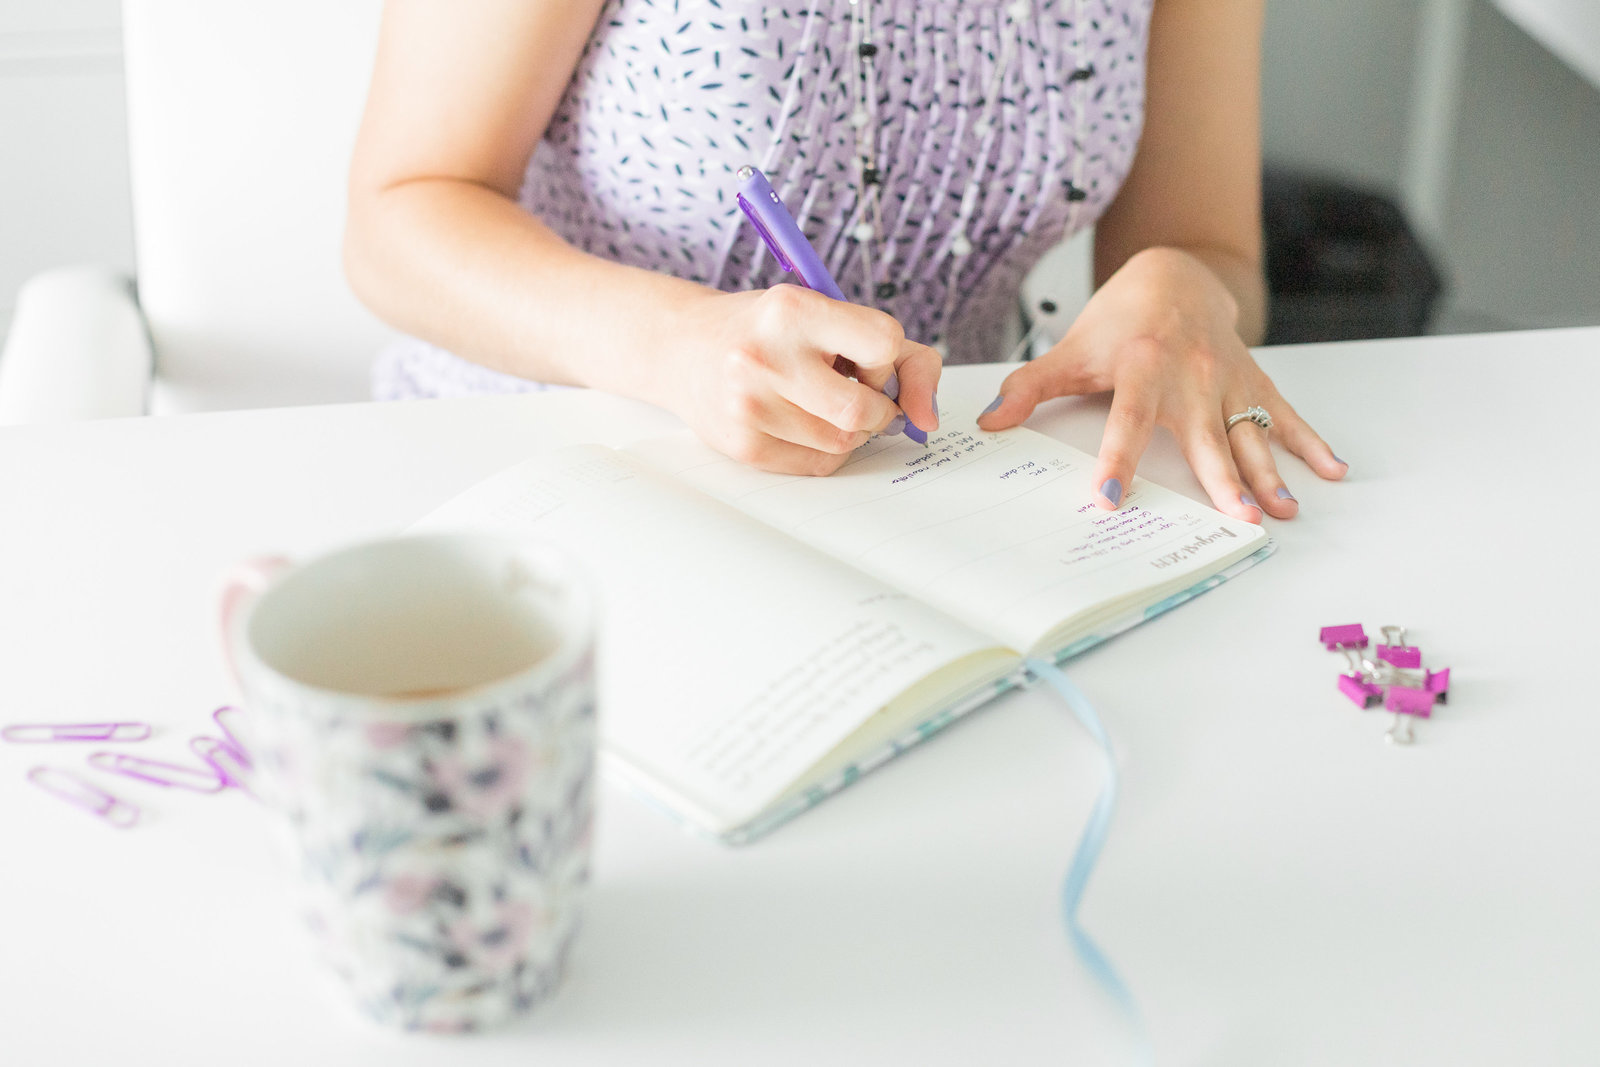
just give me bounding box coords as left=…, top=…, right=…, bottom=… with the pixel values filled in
left=735, top=165, right=926, bottom=444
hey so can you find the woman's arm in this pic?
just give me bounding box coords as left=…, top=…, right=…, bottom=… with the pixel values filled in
left=1093, top=0, right=1267, bottom=345
left=980, top=0, right=1345, bottom=522
left=344, top=0, right=938, bottom=474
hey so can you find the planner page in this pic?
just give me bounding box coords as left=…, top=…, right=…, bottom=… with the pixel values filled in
left=413, top=446, right=1015, bottom=836
left=634, top=421, right=1269, bottom=655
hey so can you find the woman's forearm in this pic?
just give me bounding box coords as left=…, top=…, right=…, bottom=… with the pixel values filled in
left=344, top=176, right=710, bottom=405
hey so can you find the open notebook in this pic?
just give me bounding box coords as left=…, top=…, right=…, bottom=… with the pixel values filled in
left=414, top=419, right=1272, bottom=843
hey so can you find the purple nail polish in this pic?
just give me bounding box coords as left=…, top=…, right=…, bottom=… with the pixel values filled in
left=1276, top=487, right=1296, bottom=502
left=904, top=422, right=929, bottom=446
left=1100, top=478, right=1123, bottom=507
left=884, top=371, right=900, bottom=402
left=885, top=414, right=906, bottom=436
left=1241, top=492, right=1259, bottom=510
left=1333, top=454, right=1347, bottom=466
left=932, top=389, right=939, bottom=412
left=980, top=395, right=1003, bottom=416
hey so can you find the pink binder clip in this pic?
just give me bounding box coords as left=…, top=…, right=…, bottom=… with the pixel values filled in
left=1375, top=625, right=1422, bottom=669
left=2, top=721, right=151, bottom=743
left=27, top=766, right=141, bottom=828
left=1337, top=673, right=1384, bottom=709
left=1323, top=622, right=1453, bottom=744
left=87, top=751, right=226, bottom=793
left=1425, top=668, right=1450, bottom=705
left=1319, top=624, right=1368, bottom=651
left=1383, top=686, right=1437, bottom=745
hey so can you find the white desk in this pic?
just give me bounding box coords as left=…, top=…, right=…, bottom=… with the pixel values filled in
left=2, top=328, right=1597, bottom=1065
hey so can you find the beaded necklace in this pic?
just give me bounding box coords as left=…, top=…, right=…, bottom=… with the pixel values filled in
left=845, top=0, right=1036, bottom=352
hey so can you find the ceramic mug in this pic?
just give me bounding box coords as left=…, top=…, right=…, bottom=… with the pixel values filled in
left=221, top=533, right=597, bottom=1032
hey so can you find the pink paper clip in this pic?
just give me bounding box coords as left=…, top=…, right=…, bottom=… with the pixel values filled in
left=2, top=721, right=151, bottom=744
left=1319, top=624, right=1368, bottom=651
left=1375, top=625, right=1422, bottom=669
left=189, top=735, right=255, bottom=795
left=1425, top=668, right=1450, bottom=705
left=1383, top=686, right=1437, bottom=745
left=1337, top=673, right=1384, bottom=709
left=27, top=766, right=141, bottom=828
left=87, top=751, right=226, bottom=793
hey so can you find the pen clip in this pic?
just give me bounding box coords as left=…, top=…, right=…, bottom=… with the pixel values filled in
left=736, top=193, right=795, bottom=273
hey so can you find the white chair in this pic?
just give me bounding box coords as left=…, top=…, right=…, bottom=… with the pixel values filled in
left=0, top=0, right=396, bottom=424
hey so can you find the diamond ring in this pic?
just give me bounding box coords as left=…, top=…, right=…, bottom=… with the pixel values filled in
left=1224, top=405, right=1273, bottom=433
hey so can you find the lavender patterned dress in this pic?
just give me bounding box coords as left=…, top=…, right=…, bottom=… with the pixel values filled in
left=373, top=0, right=1153, bottom=400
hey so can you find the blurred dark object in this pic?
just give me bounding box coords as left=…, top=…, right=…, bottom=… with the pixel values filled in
left=1262, top=167, right=1445, bottom=345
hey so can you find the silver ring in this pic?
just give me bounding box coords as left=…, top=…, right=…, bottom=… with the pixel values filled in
left=1225, top=405, right=1273, bottom=433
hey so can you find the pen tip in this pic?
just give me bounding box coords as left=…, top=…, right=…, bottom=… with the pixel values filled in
left=904, top=423, right=929, bottom=446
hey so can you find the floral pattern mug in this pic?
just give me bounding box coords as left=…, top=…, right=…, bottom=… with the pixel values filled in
left=222, top=533, right=597, bottom=1031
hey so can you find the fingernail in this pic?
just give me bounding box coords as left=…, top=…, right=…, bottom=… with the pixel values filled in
left=883, top=371, right=900, bottom=402
left=980, top=394, right=1003, bottom=416
left=1276, top=487, right=1296, bottom=502
left=1332, top=454, right=1347, bottom=466
left=1241, top=492, right=1259, bottom=510
left=904, top=422, right=929, bottom=446
left=885, top=414, right=907, bottom=436
left=929, top=390, right=940, bottom=429
left=1100, top=478, right=1123, bottom=508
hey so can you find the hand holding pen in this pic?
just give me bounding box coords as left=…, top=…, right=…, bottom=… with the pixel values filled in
left=734, top=165, right=939, bottom=450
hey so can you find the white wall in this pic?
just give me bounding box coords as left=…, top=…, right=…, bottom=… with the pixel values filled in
left=0, top=0, right=133, bottom=340
left=1259, top=0, right=1600, bottom=332
left=1261, top=0, right=1423, bottom=198
left=1446, top=0, right=1600, bottom=328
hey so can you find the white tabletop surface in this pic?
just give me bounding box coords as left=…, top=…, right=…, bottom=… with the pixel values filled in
left=2, top=328, right=1598, bottom=1066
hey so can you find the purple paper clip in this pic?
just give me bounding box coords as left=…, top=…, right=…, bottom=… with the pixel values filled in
left=209, top=705, right=253, bottom=766
left=87, top=751, right=226, bottom=793
left=1337, top=673, right=1384, bottom=709
left=1425, top=668, right=1451, bottom=705
left=1376, top=625, right=1422, bottom=669
left=1383, top=686, right=1437, bottom=745
left=1319, top=624, right=1368, bottom=651
left=2, top=721, right=151, bottom=744
left=27, top=766, right=140, bottom=828
left=189, top=735, right=255, bottom=795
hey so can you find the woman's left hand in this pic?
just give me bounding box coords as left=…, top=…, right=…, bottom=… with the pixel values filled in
left=977, top=247, right=1347, bottom=523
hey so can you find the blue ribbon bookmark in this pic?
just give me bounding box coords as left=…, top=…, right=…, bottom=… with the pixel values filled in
left=1025, top=658, right=1153, bottom=1066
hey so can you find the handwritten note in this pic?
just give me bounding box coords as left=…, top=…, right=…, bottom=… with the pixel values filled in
left=640, top=420, right=1267, bottom=654
left=683, top=619, right=937, bottom=794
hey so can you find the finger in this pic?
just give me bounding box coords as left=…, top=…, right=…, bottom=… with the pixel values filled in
left=865, top=337, right=942, bottom=435
left=1179, top=419, right=1263, bottom=523
left=1260, top=391, right=1348, bottom=481
left=774, top=353, right=902, bottom=435
left=975, top=359, right=1055, bottom=431
left=1090, top=370, right=1160, bottom=511
left=761, top=394, right=879, bottom=455
left=1226, top=416, right=1298, bottom=519
left=714, top=424, right=854, bottom=477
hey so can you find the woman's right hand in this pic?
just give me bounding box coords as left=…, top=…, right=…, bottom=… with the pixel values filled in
left=663, top=284, right=942, bottom=475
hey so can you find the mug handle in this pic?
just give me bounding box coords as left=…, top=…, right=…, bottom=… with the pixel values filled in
left=218, top=555, right=292, bottom=691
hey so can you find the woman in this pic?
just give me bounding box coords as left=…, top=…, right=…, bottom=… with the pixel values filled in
left=345, top=0, right=1345, bottom=521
